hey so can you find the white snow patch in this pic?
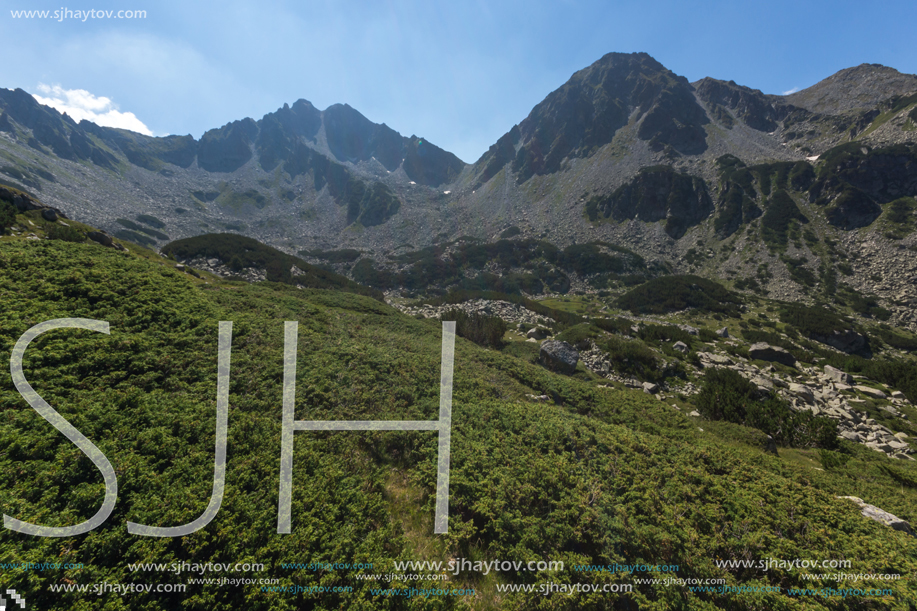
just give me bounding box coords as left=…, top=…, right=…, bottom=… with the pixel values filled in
left=806, top=155, right=819, bottom=161
left=443, top=191, right=451, bottom=195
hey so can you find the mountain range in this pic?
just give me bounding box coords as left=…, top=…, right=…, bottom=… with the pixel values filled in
left=2, top=52, right=917, bottom=324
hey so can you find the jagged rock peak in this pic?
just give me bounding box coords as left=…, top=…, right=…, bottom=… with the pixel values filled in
left=473, top=51, right=709, bottom=185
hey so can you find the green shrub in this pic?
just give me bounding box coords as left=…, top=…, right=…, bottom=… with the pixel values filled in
left=440, top=309, right=507, bottom=349
left=162, top=233, right=382, bottom=299
left=47, top=224, right=84, bottom=242
left=136, top=214, right=166, bottom=229
left=875, top=327, right=917, bottom=351
left=779, top=303, right=849, bottom=338
left=594, top=317, right=634, bottom=335
left=615, top=275, right=743, bottom=315
left=637, top=323, right=694, bottom=346
left=819, top=449, right=851, bottom=470
left=114, top=228, right=157, bottom=247
left=0, top=199, right=17, bottom=233
left=698, top=328, right=718, bottom=342
left=761, top=190, right=808, bottom=250
left=116, top=218, right=169, bottom=240
left=556, top=323, right=600, bottom=349
left=596, top=335, right=662, bottom=382
left=695, top=368, right=837, bottom=448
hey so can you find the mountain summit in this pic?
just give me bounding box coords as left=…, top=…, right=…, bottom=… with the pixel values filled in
left=473, top=52, right=710, bottom=187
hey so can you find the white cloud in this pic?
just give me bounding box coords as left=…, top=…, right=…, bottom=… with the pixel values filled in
left=781, top=86, right=801, bottom=95
left=32, top=83, right=154, bottom=135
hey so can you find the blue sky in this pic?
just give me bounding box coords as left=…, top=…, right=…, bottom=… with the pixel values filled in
left=2, top=0, right=915, bottom=163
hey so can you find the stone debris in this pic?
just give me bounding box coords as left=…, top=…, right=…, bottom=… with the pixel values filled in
left=382, top=300, right=914, bottom=460
left=392, top=298, right=554, bottom=327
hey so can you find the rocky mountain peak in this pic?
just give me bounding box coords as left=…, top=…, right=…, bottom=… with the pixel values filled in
left=783, top=63, right=917, bottom=115
left=472, top=51, right=710, bottom=186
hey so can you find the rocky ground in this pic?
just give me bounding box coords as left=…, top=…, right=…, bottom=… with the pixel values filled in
left=395, top=297, right=916, bottom=461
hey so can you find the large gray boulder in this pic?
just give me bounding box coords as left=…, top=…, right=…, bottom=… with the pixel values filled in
left=824, top=364, right=853, bottom=384
left=87, top=231, right=113, bottom=247
left=855, top=385, right=887, bottom=400
left=789, top=383, right=815, bottom=404
left=838, top=496, right=914, bottom=537
left=749, top=342, right=796, bottom=367
left=540, top=340, right=579, bottom=375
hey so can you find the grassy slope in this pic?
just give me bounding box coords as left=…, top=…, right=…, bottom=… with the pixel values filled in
left=0, top=239, right=915, bottom=610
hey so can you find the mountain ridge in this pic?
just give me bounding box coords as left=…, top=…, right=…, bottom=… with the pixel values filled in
left=1, top=52, right=917, bottom=332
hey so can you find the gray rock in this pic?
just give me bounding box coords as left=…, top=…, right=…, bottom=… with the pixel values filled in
left=527, top=327, right=549, bottom=340
left=40, top=208, right=58, bottom=222
left=748, top=343, right=796, bottom=367
left=679, top=325, right=698, bottom=336
left=87, top=231, right=113, bottom=247
left=855, top=385, right=887, bottom=400
left=642, top=381, right=659, bottom=394
left=840, top=430, right=864, bottom=443
left=891, top=390, right=905, bottom=399
left=673, top=341, right=688, bottom=353
left=789, top=383, right=815, bottom=403
left=716, top=327, right=729, bottom=338
left=824, top=365, right=853, bottom=385
left=539, top=340, right=579, bottom=375
left=698, top=352, right=732, bottom=365
left=837, top=496, right=915, bottom=536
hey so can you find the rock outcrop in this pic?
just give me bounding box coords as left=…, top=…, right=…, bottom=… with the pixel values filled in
left=838, top=496, right=915, bottom=536
left=748, top=343, right=796, bottom=366
left=540, top=340, right=579, bottom=375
